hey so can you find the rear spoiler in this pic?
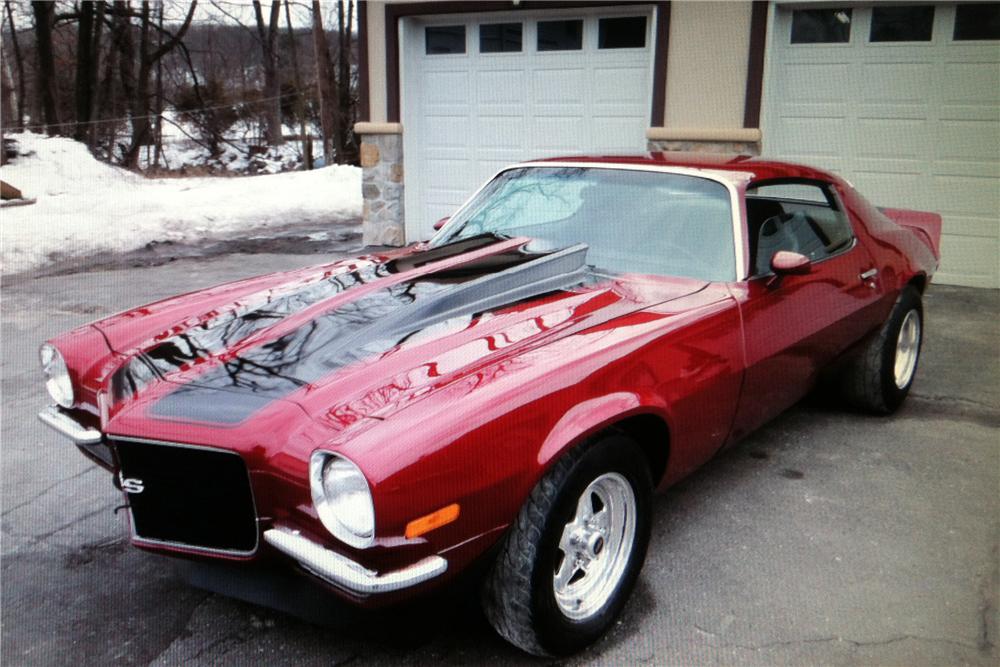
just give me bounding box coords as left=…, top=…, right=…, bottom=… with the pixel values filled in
left=879, top=207, right=942, bottom=260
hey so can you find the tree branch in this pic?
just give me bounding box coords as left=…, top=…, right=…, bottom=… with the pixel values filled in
left=148, top=0, right=197, bottom=63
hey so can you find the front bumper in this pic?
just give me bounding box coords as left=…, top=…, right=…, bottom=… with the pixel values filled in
left=40, top=406, right=448, bottom=596
left=38, top=404, right=102, bottom=444
left=264, top=525, right=448, bottom=596
left=39, top=404, right=115, bottom=469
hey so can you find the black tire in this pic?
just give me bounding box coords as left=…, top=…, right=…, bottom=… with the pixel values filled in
left=481, top=434, right=653, bottom=656
left=841, top=285, right=923, bottom=414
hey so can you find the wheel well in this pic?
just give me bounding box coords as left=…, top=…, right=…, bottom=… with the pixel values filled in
left=607, top=414, right=670, bottom=486
left=908, top=273, right=928, bottom=294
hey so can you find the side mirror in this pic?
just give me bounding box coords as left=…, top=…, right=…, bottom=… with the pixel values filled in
left=770, top=250, right=811, bottom=275
left=433, top=216, right=450, bottom=231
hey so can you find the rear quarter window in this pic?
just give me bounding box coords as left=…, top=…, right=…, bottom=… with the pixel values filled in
left=746, top=181, right=854, bottom=275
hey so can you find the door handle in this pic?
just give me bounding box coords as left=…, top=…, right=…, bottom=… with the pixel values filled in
left=860, top=268, right=878, bottom=281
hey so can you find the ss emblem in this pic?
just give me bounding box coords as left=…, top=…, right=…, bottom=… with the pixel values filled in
left=120, top=474, right=145, bottom=494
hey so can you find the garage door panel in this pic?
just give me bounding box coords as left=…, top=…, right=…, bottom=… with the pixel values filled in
left=931, top=174, right=1000, bottom=216
left=940, top=63, right=1000, bottom=107
left=782, top=63, right=853, bottom=101
left=423, top=116, right=470, bottom=150
left=591, top=116, right=648, bottom=152
left=936, top=120, right=1000, bottom=163
left=859, top=62, right=934, bottom=103
left=931, top=160, right=1000, bottom=179
left=939, top=214, right=999, bottom=240
left=476, top=70, right=529, bottom=104
left=423, top=159, right=475, bottom=186
left=534, top=116, right=587, bottom=151
left=592, top=67, right=648, bottom=103
left=423, top=71, right=473, bottom=103
left=937, top=236, right=999, bottom=288
left=771, top=117, right=848, bottom=156
left=533, top=68, right=588, bottom=103
left=477, top=117, right=527, bottom=149
left=856, top=119, right=927, bottom=159
left=850, top=170, right=928, bottom=209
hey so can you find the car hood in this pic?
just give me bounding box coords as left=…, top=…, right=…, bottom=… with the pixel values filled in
left=102, top=235, right=709, bottom=431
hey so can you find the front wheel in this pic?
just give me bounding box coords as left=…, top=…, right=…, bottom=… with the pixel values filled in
left=482, top=434, right=652, bottom=656
left=841, top=285, right=923, bottom=414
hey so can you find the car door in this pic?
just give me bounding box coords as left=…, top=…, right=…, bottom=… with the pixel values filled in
left=729, top=179, right=883, bottom=440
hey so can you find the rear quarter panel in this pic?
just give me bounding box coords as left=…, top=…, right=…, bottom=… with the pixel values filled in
left=836, top=182, right=938, bottom=295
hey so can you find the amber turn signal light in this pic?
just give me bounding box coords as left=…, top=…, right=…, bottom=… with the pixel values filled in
left=405, top=503, right=460, bottom=539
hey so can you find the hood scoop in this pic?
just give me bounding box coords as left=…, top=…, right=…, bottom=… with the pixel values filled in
left=146, top=242, right=590, bottom=424
left=331, top=242, right=590, bottom=357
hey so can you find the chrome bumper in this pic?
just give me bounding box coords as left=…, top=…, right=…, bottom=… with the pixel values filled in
left=38, top=405, right=102, bottom=444
left=263, top=525, right=447, bottom=595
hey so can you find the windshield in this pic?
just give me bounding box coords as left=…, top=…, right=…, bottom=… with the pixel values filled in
left=433, top=167, right=736, bottom=281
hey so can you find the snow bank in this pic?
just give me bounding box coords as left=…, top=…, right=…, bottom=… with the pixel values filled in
left=1, top=132, right=361, bottom=275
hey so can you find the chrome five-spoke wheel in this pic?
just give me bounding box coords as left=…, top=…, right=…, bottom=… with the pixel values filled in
left=482, top=434, right=652, bottom=656
left=893, top=308, right=921, bottom=389
left=554, top=472, right=636, bottom=620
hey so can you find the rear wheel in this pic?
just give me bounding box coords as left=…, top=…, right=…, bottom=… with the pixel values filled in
left=482, top=434, right=652, bottom=656
left=841, top=285, right=923, bottom=414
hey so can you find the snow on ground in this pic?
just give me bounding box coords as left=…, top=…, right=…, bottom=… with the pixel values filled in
left=1, top=132, right=361, bottom=275
left=136, top=111, right=325, bottom=174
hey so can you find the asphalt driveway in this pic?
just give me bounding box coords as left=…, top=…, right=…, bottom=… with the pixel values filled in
left=2, top=253, right=997, bottom=666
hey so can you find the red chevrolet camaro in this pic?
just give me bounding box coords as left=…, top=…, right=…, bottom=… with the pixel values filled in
left=39, top=153, right=940, bottom=655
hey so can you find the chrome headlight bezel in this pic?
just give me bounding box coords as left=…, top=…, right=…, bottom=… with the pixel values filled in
left=309, top=450, right=375, bottom=549
left=39, top=343, right=74, bottom=408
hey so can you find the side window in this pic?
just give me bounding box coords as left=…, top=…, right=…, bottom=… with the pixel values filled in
left=746, top=181, right=854, bottom=275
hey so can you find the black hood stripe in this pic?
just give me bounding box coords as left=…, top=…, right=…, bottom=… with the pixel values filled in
left=113, top=234, right=511, bottom=403
left=148, top=241, right=592, bottom=424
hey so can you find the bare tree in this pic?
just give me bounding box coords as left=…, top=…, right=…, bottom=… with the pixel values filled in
left=311, top=0, right=334, bottom=162
left=86, top=1, right=106, bottom=146
left=252, top=0, right=283, bottom=146
left=284, top=0, right=311, bottom=168
left=2, top=53, right=14, bottom=162
left=334, top=0, right=356, bottom=163
left=3, top=0, right=26, bottom=129
left=31, top=1, right=59, bottom=134
left=117, top=0, right=197, bottom=167
left=74, top=1, right=97, bottom=140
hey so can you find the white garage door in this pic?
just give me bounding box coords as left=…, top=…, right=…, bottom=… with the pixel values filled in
left=401, top=7, right=655, bottom=240
left=764, top=4, right=1000, bottom=288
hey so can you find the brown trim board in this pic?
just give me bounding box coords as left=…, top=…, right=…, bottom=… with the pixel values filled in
left=384, top=1, right=670, bottom=126
left=358, top=0, right=370, bottom=123
left=743, top=0, right=768, bottom=129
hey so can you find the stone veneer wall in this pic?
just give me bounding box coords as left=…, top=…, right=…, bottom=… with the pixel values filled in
left=357, top=125, right=405, bottom=246
left=645, top=128, right=763, bottom=157
left=647, top=139, right=760, bottom=155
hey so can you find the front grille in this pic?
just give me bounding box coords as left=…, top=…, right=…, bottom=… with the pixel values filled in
left=113, top=437, right=258, bottom=554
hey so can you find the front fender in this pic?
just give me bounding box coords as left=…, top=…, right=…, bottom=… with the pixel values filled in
left=536, top=392, right=672, bottom=471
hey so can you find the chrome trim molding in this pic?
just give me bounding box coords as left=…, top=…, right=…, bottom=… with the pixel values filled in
left=264, top=525, right=448, bottom=595
left=38, top=405, right=102, bottom=444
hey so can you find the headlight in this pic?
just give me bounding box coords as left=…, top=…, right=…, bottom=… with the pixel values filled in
left=309, top=451, right=375, bottom=548
left=40, top=344, right=74, bottom=408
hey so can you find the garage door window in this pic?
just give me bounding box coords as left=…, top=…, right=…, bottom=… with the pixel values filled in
left=426, top=26, right=465, bottom=55
left=954, top=3, right=1000, bottom=40
left=870, top=6, right=935, bottom=42
left=598, top=16, right=647, bottom=49
left=538, top=20, right=583, bottom=51
left=791, top=8, right=852, bottom=44
left=480, top=23, right=522, bottom=53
